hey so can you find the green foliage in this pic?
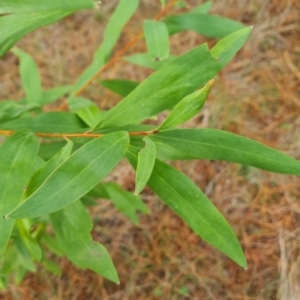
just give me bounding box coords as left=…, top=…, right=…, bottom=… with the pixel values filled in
left=0, top=0, right=94, bottom=13
left=11, top=48, right=42, bottom=104
left=8, top=132, right=129, bottom=218
left=72, top=0, right=140, bottom=94
left=126, top=146, right=246, bottom=268
left=135, top=137, right=157, bottom=195
left=0, top=131, right=39, bottom=256
left=165, top=12, right=245, bottom=37
left=97, top=44, right=219, bottom=129
left=49, top=200, right=119, bottom=283
left=158, top=79, right=214, bottom=130
left=0, top=0, right=298, bottom=288
left=144, top=20, right=170, bottom=61
left=100, top=79, right=140, bottom=97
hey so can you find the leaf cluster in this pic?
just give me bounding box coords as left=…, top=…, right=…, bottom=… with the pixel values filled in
left=0, top=0, right=299, bottom=287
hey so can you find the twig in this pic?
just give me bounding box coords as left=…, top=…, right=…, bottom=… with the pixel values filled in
left=0, top=129, right=159, bottom=139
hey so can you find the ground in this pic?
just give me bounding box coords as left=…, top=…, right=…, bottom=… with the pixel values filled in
left=0, top=0, right=300, bottom=299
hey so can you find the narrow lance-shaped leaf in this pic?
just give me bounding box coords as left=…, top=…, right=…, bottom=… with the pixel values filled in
left=0, top=101, right=38, bottom=124
left=159, top=0, right=166, bottom=7
left=105, top=186, right=139, bottom=224
left=165, top=13, right=245, bottom=37
left=72, top=0, right=140, bottom=94
left=97, top=44, right=219, bottom=129
left=88, top=183, right=149, bottom=214
left=175, top=1, right=187, bottom=8
left=68, top=97, right=101, bottom=129
left=164, top=1, right=212, bottom=35
left=41, top=234, right=63, bottom=257
left=151, top=129, right=300, bottom=175
left=211, top=26, right=253, bottom=70
left=192, top=1, right=213, bottom=14
left=144, top=20, right=170, bottom=61
left=38, top=141, right=72, bottom=160
left=159, top=79, right=214, bottom=130
left=123, top=53, right=176, bottom=70
left=0, top=112, right=87, bottom=133
left=135, top=136, right=156, bottom=195
left=0, top=11, right=72, bottom=59
left=0, top=131, right=39, bottom=255
left=12, top=236, right=36, bottom=272
left=50, top=200, right=119, bottom=283
left=126, top=146, right=246, bottom=268
left=16, top=220, right=42, bottom=261
left=100, top=79, right=139, bottom=97
left=26, top=139, right=74, bottom=197
left=12, top=48, right=42, bottom=105
left=7, top=132, right=129, bottom=219
left=40, top=85, right=72, bottom=106
left=0, top=0, right=94, bottom=13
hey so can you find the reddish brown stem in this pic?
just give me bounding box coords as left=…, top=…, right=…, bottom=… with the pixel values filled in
left=0, top=129, right=159, bottom=139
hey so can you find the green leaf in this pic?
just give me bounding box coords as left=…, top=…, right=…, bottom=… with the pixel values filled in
left=0, top=11, right=72, bottom=59
left=159, top=0, right=166, bottom=7
left=38, top=141, right=83, bottom=161
left=164, top=1, right=213, bottom=35
left=0, top=101, right=38, bottom=124
left=126, top=146, right=246, bottom=268
left=0, top=131, right=39, bottom=256
left=87, top=185, right=109, bottom=199
left=144, top=20, right=170, bottom=61
left=135, top=137, right=156, bottom=195
left=40, top=85, right=72, bottom=106
left=68, top=97, right=101, bottom=129
left=97, top=44, right=219, bottom=129
left=80, top=196, right=98, bottom=207
left=0, top=279, right=6, bottom=290
left=100, top=79, right=139, bottom=97
left=105, top=186, right=139, bottom=224
left=175, top=1, right=187, bottom=8
left=165, top=13, right=245, bottom=37
left=11, top=48, right=42, bottom=105
left=42, top=259, right=62, bottom=276
left=72, top=0, right=139, bottom=94
left=0, top=0, right=94, bottom=13
left=26, top=140, right=74, bottom=197
left=159, top=79, right=214, bottom=130
left=7, top=132, right=129, bottom=218
left=123, top=53, right=176, bottom=70
left=0, top=112, right=87, bottom=133
left=16, top=220, right=42, bottom=261
left=0, top=242, right=31, bottom=287
left=49, top=200, right=119, bottom=283
left=151, top=129, right=300, bottom=175
left=13, top=236, right=36, bottom=272
left=89, top=183, right=149, bottom=214
left=211, top=26, right=253, bottom=70
left=41, top=234, right=63, bottom=256
left=192, top=1, right=213, bottom=14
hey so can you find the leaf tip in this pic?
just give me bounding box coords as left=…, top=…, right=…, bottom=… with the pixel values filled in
left=208, top=78, right=215, bottom=87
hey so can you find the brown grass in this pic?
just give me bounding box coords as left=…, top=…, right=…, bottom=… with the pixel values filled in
left=1, top=0, right=300, bottom=299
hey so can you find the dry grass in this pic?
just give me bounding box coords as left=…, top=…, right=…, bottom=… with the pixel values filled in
left=1, top=0, right=300, bottom=299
